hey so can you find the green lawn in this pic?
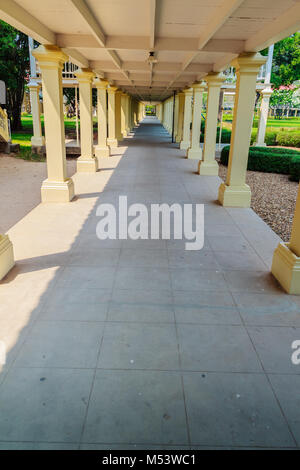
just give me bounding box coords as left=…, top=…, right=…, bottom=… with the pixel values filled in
left=223, top=113, right=300, bottom=129
left=11, top=114, right=97, bottom=161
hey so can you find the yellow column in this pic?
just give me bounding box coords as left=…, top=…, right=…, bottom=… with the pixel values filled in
left=121, top=92, right=127, bottom=137
left=254, top=87, right=273, bottom=147
left=187, top=83, right=205, bottom=159
left=173, top=95, right=179, bottom=138
left=161, top=102, right=164, bottom=125
left=76, top=68, right=98, bottom=173
left=94, top=78, right=110, bottom=159
left=272, top=187, right=300, bottom=294
left=116, top=90, right=123, bottom=141
left=133, top=100, right=138, bottom=126
left=33, top=45, right=74, bottom=203
left=127, top=96, right=132, bottom=131
left=176, top=92, right=184, bottom=143
left=180, top=88, right=193, bottom=150
left=0, top=235, right=14, bottom=281
left=29, top=83, right=45, bottom=147
left=198, top=74, right=224, bottom=175
left=218, top=53, right=266, bottom=207
left=157, top=103, right=162, bottom=121
left=126, top=94, right=131, bottom=134
left=107, top=86, right=118, bottom=148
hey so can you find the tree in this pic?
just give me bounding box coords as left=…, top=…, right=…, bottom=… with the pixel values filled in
left=262, top=33, right=300, bottom=88
left=0, top=21, right=30, bottom=130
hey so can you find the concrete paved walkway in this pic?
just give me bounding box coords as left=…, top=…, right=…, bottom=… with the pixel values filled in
left=0, top=118, right=300, bottom=450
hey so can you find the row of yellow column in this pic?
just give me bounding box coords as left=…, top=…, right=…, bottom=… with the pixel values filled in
left=0, top=44, right=142, bottom=281
left=160, top=52, right=300, bottom=295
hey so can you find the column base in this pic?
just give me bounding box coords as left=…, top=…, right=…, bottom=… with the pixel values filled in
left=272, top=242, right=300, bottom=294
left=180, top=141, right=190, bottom=150
left=253, top=142, right=267, bottom=147
left=175, top=136, right=181, bottom=143
left=198, top=160, right=219, bottom=176
left=31, top=136, right=45, bottom=146
left=94, top=146, right=110, bottom=158
left=218, top=182, right=251, bottom=208
left=77, top=156, right=98, bottom=173
left=41, top=178, right=75, bottom=203
left=0, top=235, right=15, bottom=281
left=107, top=138, right=119, bottom=148
left=187, top=147, right=202, bottom=160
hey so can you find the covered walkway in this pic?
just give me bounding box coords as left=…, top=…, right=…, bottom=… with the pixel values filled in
left=0, top=118, right=299, bottom=449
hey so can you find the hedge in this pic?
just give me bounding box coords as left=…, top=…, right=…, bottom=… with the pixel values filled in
left=199, top=125, right=232, bottom=144
left=250, top=129, right=277, bottom=146
left=289, top=157, right=300, bottom=181
left=276, top=132, right=300, bottom=148
left=220, top=145, right=300, bottom=180
left=199, top=122, right=300, bottom=147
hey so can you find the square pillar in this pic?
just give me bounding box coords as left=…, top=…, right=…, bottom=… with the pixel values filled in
left=254, top=87, right=273, bottom=147
left=116, top=90, right=123, bottom=141
left=176, top=92, right=184, bottom=143
left=174, top=95, right=179, bottom=140
left=0, top=235, right=14, bottom=281
left=126, top=94, right=131, bottom=134
left=75, top=68, right=98, bottom=172
left=198, top=74, right=224, bottom=175
left=272, top=186, right=300, bottom=294
left=29, top=82, right=45, bottom=147
left=218, top=53, right=267, bottom=207
left=180, top=88, right=193, bottom=150
left=33, top=45, right=74, bottom=203
left=94, top=79, right=110, bottom=158
left=187, top=83, right=205, bottom=159
left=121, top=93, right=127, bottom=138
left=107, top=86, right=119, bottom=148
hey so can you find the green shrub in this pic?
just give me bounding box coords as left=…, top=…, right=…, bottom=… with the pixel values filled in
left=218, top=128, right=231, bottom=143
left=265, top=131, right=278, bottom=146
left=220, top=145, right=300, bottom=176
left=200, top=126, right=231, bottom=143
left=250, top=129, right=277, bottom=146
left=248, top=151, right=291, bottom=174
left=250, top=129, right=257, bottom=145
left=220, top=145, right=230, bottom=166
left=276, top=131, right=300, bottom=148
left=289, top=156, right=300, bottom=181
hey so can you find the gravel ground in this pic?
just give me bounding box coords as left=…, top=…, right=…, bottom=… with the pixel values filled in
left=219, top=164, right=298, bottom=242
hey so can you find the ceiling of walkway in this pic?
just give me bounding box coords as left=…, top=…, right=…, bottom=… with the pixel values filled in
left=1, top=0, right=300, bottom=101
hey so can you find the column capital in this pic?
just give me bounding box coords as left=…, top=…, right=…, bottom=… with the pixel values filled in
left=232, top=52, right=267, bottom=75
left=32, top=45, right=68, bottom=69
left=261, top=86, right=273, bottom=98
left=28, top=82, right=41, bottom=91
left=205, top=73, right=225, bottom=87
left=94, top=78, right=109, bottom=89
left=192, top=82, right=206, bottom=92
left=183, top=87, right=193, bottom=96
left=108, top=86, right=118, bottom=93
left=75, top=68, right=95, bottom=83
